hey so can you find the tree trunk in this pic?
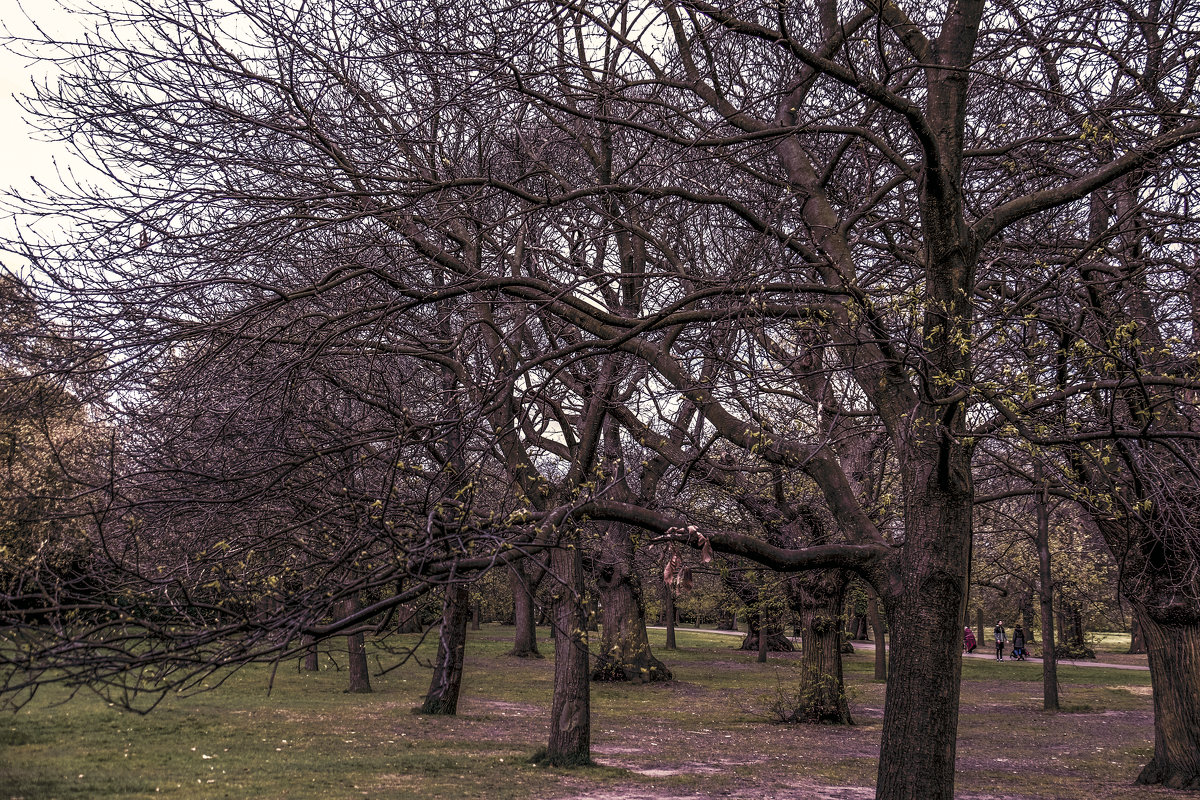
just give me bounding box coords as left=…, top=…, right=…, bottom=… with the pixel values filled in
left=848, top=611, right=868, bottom=640
left=877, top=572, right=967, bottom=800
left=1059, top=601, right=1094, bottom=658
left=584, top=596, right=599, bottom=631
left=664, top=580, right=677, bottom=650
left=975, top=606, right=985, bottom=655
left=301, top=633, right=319, bottom=672
left=1129, top=616, right=1146, bottom=654
left=397, top=603, right=421, bottom=634
left=543, top=539, right=591, bottom=766
left=471, top=597, right=481, bottom=631
left=1034, top=474, right=1059, bottom=710
left=593, top=524, right=670, bottom=682
left=1069, top=604, right=1085, bottom=647
left=1134, top=607, right=1200, bottom=789
left=874, top=471, right=973, bottom=800
left=420, top=583, right=469, bottom=714
left=868, top=592, right=887, bottom=681
left=508, top=561, right=542, bottom=658
left=788, top=570, right=853, bottom=723
left=343, top=595, right=371, bottom=694
left=739, top=607, right=794, bottom=652
left=1019, top=593, right=1036, bottom=638
left=1084, top=511, right=1200, bottom=788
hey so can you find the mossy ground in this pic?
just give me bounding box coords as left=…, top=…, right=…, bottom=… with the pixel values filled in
left=0, top=627, right=1175, bottom=799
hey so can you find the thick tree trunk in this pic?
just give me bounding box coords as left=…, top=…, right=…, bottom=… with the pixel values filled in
left=877, top=572, right=967, bottom=800
left=508, top=561, right=542, bottom=658
left=593, top=524, right=670, bottom=681
left=788, top=570, right=852, bottom=723
left=740, top=628, right=794, bottom=651
left=471, top=598, right=481, bottom=631
left=868, top=592, right=887, bottom=681
left=420, top=584, right=469, bottom=714
left=1129, top=616, right=1146, bottom=654
left=397, top=603, right=421, bottom=634
left=874, top=473, right=973, bottom=800
left=543, top=540, right=591, bottom=766
left=343, top=595, right=371, bottom=694
left=1133, top=607, right=1200, bottom=788
left=739, top=608, right=794, bottom=652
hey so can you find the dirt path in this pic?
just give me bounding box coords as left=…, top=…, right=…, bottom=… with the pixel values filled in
left=649, top=626, right=1150, bottom=671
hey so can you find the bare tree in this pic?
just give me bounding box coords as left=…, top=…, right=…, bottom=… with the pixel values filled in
left=7, top=1, right=1200, bottom=797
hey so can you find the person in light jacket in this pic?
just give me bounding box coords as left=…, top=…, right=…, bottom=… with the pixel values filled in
left=994, top=621, right=1007, bottom=661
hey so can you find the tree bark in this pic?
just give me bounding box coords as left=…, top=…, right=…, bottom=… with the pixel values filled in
left=874, top=467, right=974, bottom=800
left=343, top=595, right=371, bottom=694
left=508, top=560, right=542, bottom=658
left=788, top=570, right=853, bottom=723
left=420, top=583, right=469, bottom=714
left=1058, top=601, right=1094, bottom=658
left=397, top=603, right=421, bottom=634
left=847, top=610, right=869, bottom=640
left=592, top=526, right=671, bottom=682
left=543, top=539, right=591, bottom=766
left=739, top=621, right=794, bottom=651
left=664, top=580, right=677, bottom=650
left=301, top=633, right=319, bottom=672
left=725, top=569, right=790, bottom=651
left=1134, top=607, right=1200, bottom=788
left=1034, top=473, right=1059, bottom=710
left=868, top=591, right=887, bottom=681
left=1129, top=616, right=1146, bottom=654
left=877, top=571, right=967, bottom=800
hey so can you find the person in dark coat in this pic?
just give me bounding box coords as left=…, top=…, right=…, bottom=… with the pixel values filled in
left=1012, top=624, right=1027, bottom=660
left=964, top=626, right=977, bottom=653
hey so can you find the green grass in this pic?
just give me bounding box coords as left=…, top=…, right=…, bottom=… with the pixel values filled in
left=1088, top=630, right=1133, bottom=653
left=1, top=625, right=1160, bottom=799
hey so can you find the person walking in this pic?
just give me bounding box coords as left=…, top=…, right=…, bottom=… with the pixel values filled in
left=964, top=626, right=977, bottom=653
left=1012, top=624, right=1026, bottom=660
left=994, top=620, right=1007, bottom=661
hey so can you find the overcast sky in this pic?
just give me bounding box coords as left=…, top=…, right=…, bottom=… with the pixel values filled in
left=0, top=0, right=85, bottom=273
left=1, top=0, right=65, bottom=184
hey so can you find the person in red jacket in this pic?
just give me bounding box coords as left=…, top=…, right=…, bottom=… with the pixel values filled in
left=963, top=626, right=977, bottom=653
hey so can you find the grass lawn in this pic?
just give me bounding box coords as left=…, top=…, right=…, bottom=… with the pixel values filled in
left=0, top=625, right=1177, bottom=799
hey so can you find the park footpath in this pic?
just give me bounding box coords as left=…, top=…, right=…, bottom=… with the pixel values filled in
left=650, top=626, right=1150, bottom=671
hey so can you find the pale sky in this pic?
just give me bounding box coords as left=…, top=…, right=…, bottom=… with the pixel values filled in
left=1, top=0, right=68, bottom=179
left=0, top=0, right=84, bottom=272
